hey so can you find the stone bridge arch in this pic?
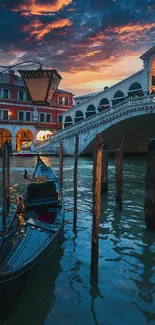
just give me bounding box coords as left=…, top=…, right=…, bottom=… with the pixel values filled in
left=112, top=90, right=125, bottom=106
left=98, top=98, right=110, bottom=112
left=74, top=110, right=84, bottom=123
left=86, top=105, right=96, bottom=118
left=64, top=116, right=73, bottom=128
left=128, top=82, right=143, bottom=97
left=78, top=109, right=155, bottom=154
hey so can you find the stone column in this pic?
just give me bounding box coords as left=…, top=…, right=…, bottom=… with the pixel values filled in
left=11, top=135, right=16, bottom=152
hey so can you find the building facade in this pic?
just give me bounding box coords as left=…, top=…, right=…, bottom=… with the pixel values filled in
left=0, top=70, right=73, bottom=151
left=63, top=45, right=155, bottom=128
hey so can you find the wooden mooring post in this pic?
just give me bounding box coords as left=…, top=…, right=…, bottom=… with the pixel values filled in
left=91, top=134, right=103, bottom=281
left=101, top=147, right=108, bottom=194
left=2, top=141, right=10, bottom=228
left=59, top=143, right=63, bottom=187
left=144, top=139, right=155, bottom=230
left=73, top=135, right=79, bottom=230
left=115, top=146, right=124, bottom=209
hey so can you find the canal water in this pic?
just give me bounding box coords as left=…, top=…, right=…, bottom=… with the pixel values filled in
left=0, top=155, right=155, bottom=325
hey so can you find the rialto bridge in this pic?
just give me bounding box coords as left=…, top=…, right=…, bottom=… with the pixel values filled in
left=35, top=95, right=155, bottom=155
left=34, top=46, right=155, bottom=155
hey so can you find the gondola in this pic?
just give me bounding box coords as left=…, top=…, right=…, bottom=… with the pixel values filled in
left=0, top=156, right=64, bottom=292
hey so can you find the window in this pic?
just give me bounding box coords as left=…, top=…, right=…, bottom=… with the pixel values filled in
left=46, top=114, right=51, bottom=123
left=26, top=112, right=31, bottom=121
left=59, top=96, right=63, bottom=105
left=4, top=110, right=9, bottom=120
left=0, top=110, right=2, bottom=119
left=57, top=115, right=62, bottom=123
left=65, top=97, right=68, bottom=106
left=26, top=92, right=31, bottom=101
left=19, top=111, right=24, bottom=121
left=40, top=113, right=45, bottom=122
left=19, top=91, right=24, bottom=101
left=4, top=89, right=8, bottom=99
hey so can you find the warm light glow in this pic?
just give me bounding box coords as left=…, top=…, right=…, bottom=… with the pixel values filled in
left=37, top=130, right=52, bottom=141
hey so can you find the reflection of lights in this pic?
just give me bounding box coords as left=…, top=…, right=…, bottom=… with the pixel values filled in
left=37, top=130, right=52, bottom=141
left=62, top=97, right=65, bottom=103
left=8, top=111, right=11, bottom=116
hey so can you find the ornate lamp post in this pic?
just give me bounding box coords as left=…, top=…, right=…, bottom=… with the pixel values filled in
left=0, top=61, right=62, bottom=105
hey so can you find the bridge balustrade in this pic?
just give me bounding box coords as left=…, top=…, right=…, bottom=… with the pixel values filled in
left=34, top=94, right=155, bottom=151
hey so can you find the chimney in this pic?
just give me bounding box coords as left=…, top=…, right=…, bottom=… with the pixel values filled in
left=9, top=70, right=15, bottom=85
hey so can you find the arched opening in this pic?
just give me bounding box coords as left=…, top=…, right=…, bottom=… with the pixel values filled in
left=74, top=110, right=84, bottom=124
left=151, top=59, right=155, bottom=93
left=16, top=129, right=33, bottom=152
left=98, top=98, right=110, bottom=112
left=112, top=90, right=125, bottom=106
left=0, top=128, right=12, bottom=153
left=128, top=82, right=143, bottom=97
left=37, top=130, right=52, bottom=141
left=64, top=116, right=73, bottom=128
left=86, top=105, right=96, bottom=118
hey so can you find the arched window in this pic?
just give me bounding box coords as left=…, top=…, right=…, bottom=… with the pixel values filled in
left=74, top=110, right=84, bottom=123
left=64, top=116, right=73, bottom=128
left=112, top=90, right=125, bottom=106
left=86, top=105, right=96, bottom=118
left=128, top=82, right=143, bottom=97
left=98, top=98, right=110, bottom=112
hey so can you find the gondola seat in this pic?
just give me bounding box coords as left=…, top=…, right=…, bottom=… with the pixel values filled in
left=25, top=181, right=58, bottom=209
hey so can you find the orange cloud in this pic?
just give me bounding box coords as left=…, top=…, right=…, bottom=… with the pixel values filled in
left=23, top=18, right=72, bottom=40
left=69, top=50, right=101, bottom=61
left=14, top=0, right=72, bottom=16
left=112, top=22, right=155, bottom=34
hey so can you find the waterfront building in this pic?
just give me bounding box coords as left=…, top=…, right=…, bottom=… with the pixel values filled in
left=0, top=70, right=73, bottom=151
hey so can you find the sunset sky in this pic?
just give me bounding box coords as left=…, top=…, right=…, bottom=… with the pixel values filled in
left=0, top=0, right=155, bottom=96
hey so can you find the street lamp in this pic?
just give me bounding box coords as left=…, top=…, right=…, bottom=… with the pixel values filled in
left=0, top=61, right=62, bottom=105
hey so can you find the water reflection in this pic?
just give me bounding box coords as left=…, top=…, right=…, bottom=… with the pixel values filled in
left=0, top=155, right=155, bottom=325
left=6, top=244, right=64, bottom=325
left=130, top=230, right=155, bottom=322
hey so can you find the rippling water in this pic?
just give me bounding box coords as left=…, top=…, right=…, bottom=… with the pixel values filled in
left=0, top=155, right=155, bottom=325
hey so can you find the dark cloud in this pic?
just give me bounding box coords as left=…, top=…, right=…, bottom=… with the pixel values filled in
left=0, top=0, right=154, bottom=76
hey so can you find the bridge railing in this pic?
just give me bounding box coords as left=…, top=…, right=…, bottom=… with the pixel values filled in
left=34, top=94, right=155, bottom=149
left=48, top=95, right=155, bottom=141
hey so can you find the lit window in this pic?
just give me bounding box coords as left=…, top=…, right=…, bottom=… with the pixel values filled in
left=40, top=113, right=45, bottom=122
left=4, top=89, right=8, bottom=99
left=59, top=96, right=63, bottom=105
left=26, top=112, right=31, bottom=121
left=19, top=91, right=24, bottom=101
left=65, top=97, right=68, bottom=105
left=57, top=115, right=62, bottom=123
left=4, top=110, right=9, bottom=120
left=46, top=114, right=51, bottom=123
left=19, top=111, right=24, bottom=121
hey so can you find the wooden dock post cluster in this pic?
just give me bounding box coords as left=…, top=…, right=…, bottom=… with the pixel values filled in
left=101, top=139, right=124, bottom=208
left=144, top=138, right=155, bottom=230
left=2, top=141, right=10, bottom=228
left=91, top=134, right=124, bottom=280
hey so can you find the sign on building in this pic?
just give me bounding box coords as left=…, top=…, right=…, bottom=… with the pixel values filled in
left=19, top=69, right=62, bottom=104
